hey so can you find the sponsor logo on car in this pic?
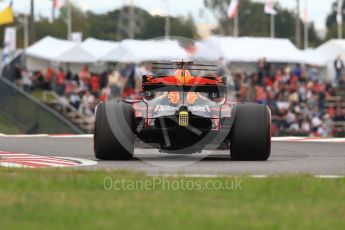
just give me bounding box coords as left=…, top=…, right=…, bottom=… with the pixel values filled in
left=154, top=104, right=210, bottom=113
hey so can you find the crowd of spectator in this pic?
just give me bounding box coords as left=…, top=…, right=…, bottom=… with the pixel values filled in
left=13, top=63, right=150, bottom=120
left=233, top=59, right=345, bottom=137
left=12, top=58, right=345, bottom=137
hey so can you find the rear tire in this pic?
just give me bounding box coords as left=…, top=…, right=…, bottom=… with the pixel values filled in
left=230, top=104, right=271, bottom=161
left=94, top=101, right=135, bottom=160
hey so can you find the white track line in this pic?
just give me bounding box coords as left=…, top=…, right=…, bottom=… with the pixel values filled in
left=1, top=134, right=49, bottom=138
left=303, top=138, right=345, bottom=143
left=271, top=137, right=305, bottom=141
left=0, top=134, right=92, bottom=138
left=272, top=137, right=345, bottom=143
left=48, top=134, right=93, bottom=138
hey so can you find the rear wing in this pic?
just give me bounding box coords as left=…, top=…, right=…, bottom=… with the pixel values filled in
left=151, top=61, right=218, bottom=72
left=142, top=75, right=227, bottom=93
left=142, top=61, right=227, bottom=93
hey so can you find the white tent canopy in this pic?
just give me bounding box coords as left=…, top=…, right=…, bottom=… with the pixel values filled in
left=24, top=36, right=330, bottom=77
left=25, top=36, right=76, bottom=61
left=81, top=38, right=119, bottom=59
left=194, top=36, right=323, bottom=65
left=25, top=36, right=96, bottom=63
left=55, top=45, right=97, bottom=63
left=300, top=49, right=326, bottom=66
left=315, top=39, right=345, bottom=80
left=101, top=39, right=189, bottom=62
left=315, top=39, right=345, bottom=60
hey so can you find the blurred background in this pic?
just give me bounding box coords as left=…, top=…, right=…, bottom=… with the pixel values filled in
left=0, top=0, right=345, bottom=137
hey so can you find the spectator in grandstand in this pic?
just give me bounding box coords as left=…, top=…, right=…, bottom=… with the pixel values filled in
left=263, top=58, right=272, bottom=79
left=293, top=64, right=302, bottom=80
left=108, top=70, right=122, bottom=99
left=334, top=54, right=344, bottom=86
left=301, top=118, right=311, bottom=134
left=22, top=67, right=32, bottom=93
left=311, top=113, right=322, bottom=133
left=57, top=94, right=69, bottom=112
left=56, top=67, right=66, bottom=96
left=333, top=103, right=345, bottom=121
left=99, top=70, right=109, bottom=89
left=21, top=67, right=32, bottom=93
left=307, top=65, right=319, bottom=82
left=255, top=84, right=266, bottom=104
left=80, top=90, right=95, bottom=117
left=122, top=63, right=136, bottom=97
left=64, top=73, right=78, bottom=96
left=72, top=73, right=81, bottom=88
left=45, top=66, right=55, bottom=90
left=66, top=69, right=72, bottom=81
left=70, top=91, right=81, bottom=110
left=79, top=65, right=91, bottom=90
left=32, top=71, right=45, bottom=90
left=257, top=59, right=265, bottom=85
left=90, top=73, right=101, bottom=96
left=233, top=63, right=336, bottom=137
left=14, top=64, right=22, bottom=87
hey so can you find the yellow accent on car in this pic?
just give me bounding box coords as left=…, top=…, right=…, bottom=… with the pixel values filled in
left=179, top=111, right=189, bottom=126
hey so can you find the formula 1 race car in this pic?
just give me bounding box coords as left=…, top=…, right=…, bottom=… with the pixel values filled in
left=94, top=61, right=271, bottom=161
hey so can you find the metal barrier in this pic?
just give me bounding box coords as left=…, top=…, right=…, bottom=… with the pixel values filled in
left=0, top=77, right=84, bottom=134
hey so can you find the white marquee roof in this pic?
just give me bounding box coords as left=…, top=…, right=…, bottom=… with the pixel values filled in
left=25, top=36, right=97, bottom=63
left=315, top=39, right=345, bottom=61
left=81, top=38, right=119, bottom=59
left=194, top=36, right=325, bottom=66
left=25, top=36, right=327, bottom=66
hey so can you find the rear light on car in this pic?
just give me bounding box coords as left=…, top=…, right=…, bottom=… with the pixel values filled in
left=179, top=111, right=189, bottom=126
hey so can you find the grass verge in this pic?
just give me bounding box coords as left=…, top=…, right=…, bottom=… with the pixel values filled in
left=0, top=115, right=22, bottom=134
left=0, top=168, right=344, bottom=230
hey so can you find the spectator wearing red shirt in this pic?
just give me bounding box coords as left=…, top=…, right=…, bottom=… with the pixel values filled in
left=46, top=66, right=56, bottom=90
left=79, top=65, right=91, bottom=89
left=264, top=75, right=274, bottom=87
left=90, top=74, right=100, bottom=95
left=45, top=66, right=54, bottom=84
left=56, top=67, right=65, bottom=95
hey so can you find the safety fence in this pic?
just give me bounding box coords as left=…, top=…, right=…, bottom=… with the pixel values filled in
left=0, top=77, right=84, bottom=134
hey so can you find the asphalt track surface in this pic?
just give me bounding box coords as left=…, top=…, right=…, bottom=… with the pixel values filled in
left=0, top=136, right=344, bottom=176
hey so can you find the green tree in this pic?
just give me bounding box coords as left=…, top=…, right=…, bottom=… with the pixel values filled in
left=204, top=0, right=321, bottom=47
left=32, top=5, right=197, bottom=42
left=325, top=0, right=345, bottom=40
left=138, top=13, right=197, bottom=39
left=35, top=3, right=90, bottom=40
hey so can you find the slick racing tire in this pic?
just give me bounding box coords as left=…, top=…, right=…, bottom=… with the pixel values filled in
left=230, top=104, right=271, bottom=161
left=94, top=101, right=135, bottom=160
